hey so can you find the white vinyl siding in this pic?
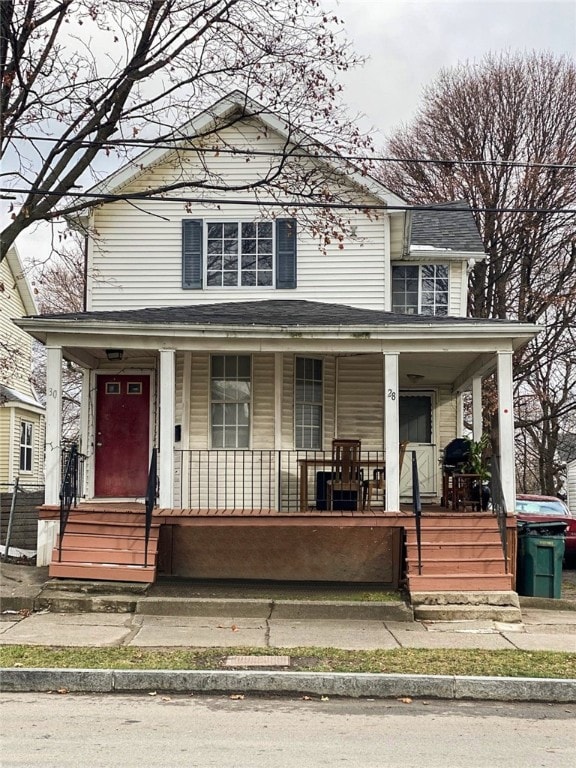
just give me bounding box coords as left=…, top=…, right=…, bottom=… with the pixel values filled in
left=336, top=355, right=383, bottom=450
left=88, top=120, right=391, bottom=312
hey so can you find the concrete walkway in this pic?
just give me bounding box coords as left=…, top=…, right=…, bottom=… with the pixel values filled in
left=1, top=563, right=575, bottom=702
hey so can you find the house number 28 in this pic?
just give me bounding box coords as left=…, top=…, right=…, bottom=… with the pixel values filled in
left=387, top=389, right=396, bottom=400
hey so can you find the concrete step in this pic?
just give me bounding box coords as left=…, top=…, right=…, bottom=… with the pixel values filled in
left=413, top=603, right=522, bottom=622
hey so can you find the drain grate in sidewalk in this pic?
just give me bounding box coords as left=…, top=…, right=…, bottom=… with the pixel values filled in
left=225, top=655, right=291, bottom=667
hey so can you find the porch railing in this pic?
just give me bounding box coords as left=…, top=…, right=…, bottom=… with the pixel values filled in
left=58, top=444, right=84, bottom=561
left=488, top=456, right=509, bottom=572
left=144, top=448, right=158, bottom=567
left=174, top=449, right=386, bottom=513
left=411, top=450, right=422, bottom=575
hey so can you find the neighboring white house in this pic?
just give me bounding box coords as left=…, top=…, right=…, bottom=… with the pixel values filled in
left=17, top=92, right=538, bottom=584
left=0, top=246, right=45, bottom=488
left=566, top=459, right=576, bottom=516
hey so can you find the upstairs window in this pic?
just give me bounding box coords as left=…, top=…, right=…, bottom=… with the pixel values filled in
left=392, top=264, right=449, bottom=316
left=19, top=421, right=33, bottom=472
left=295, top=357, right=323, bottom=450
left=183, top=219, right=297, bottom=290
left=207, top=222, right=273, bottom=287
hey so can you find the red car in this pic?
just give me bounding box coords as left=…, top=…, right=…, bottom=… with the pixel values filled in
left=515, top=494, right=576, bottom=560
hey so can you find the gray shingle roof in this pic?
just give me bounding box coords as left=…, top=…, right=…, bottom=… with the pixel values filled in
left=410, top=200, right=485, bottom=253
left=33, top=300, right=514, bottom=328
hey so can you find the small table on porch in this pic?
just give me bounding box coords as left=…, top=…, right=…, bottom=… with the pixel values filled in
left=298, top=457, right=386, bottom=511
left=443, top=472, right=483, bottom=511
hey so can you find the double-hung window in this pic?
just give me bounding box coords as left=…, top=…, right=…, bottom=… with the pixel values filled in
left=392, top=264, right=449, bottom=315
left=207, top=222, right=273, bottom=287
left=182, top=218, right=297, bottom=290
left=211, top=355, right=251, bottom=448
left=19, top=421, right=33, bottom=472
left=295, top=357, right=323, bottom=450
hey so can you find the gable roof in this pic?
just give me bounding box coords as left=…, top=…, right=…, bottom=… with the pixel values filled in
left=409, top=200, right=485, bottom=254
left=5, top=245, right=37, bottom=315
left=80, top=90, right=406, bottom=209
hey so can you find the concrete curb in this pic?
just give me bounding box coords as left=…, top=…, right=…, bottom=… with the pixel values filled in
left=1, top=668, right=575, bottom=702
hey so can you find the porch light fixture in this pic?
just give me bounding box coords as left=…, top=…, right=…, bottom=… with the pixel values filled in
left=105, top=349, right=124, bottom=362
left=407, top=373, right=425, bottom=383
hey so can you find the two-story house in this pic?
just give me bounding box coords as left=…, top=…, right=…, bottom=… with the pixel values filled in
left=17, top=93, right=538, bottom=600
left=1, top=245, right=45, bottom=488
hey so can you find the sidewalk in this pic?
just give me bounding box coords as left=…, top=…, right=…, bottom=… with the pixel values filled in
left=1, top=562, right=575, bottom=702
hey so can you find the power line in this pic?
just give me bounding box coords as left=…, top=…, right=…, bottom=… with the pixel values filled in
left=2, top=186, right=575, bottom=214
left=6, top=134, right=576, bottom=171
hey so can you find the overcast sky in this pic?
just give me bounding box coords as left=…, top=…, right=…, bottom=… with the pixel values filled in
left=336, top=0, right=576, bottom=142
left=8, top=0, right=576, bottom=265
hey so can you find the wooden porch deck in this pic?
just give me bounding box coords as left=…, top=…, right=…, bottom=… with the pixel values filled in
left=41, top=502, right=516, bottom=591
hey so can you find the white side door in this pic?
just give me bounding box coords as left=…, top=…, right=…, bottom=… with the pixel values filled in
left=399, top=392, right=437, bottom=497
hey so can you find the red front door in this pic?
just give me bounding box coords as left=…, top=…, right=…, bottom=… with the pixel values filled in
left=95, top=374, right=150, bottom=497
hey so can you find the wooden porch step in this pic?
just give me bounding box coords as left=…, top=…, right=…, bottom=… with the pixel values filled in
left=49, top=562, right=156, bottom=583
left=49, top=510, right=159, bottom=584
left=405, top=542, right=504, bottom=559
left=62, top=521, right=160, bottom=538
left=54, top=547, right=157, bottom=566
left=65, top=511, right=148, bottom=525
left=57, top=532, right=156, bottom=552
left=405, top=530, right=501, bottom=545
left=407, top=573, right=513, bottom=591
left=407, top=558, right=507, bottom=575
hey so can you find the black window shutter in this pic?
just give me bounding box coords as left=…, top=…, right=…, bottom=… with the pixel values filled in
left=182, top=219, right=203, bottom=289
left=276, top=218, right=297, bottom=289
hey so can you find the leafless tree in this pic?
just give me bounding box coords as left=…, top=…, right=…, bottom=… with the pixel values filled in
left=1, top=0, right=371, bottom=262
left=31, top=233, right=86, bottom=438
left=378, top=52, right=576, bottom=495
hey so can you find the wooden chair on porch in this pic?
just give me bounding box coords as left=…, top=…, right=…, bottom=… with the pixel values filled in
left=326, top=438, right=362, bottom=511
left=362, top=440, right=409, bottom=510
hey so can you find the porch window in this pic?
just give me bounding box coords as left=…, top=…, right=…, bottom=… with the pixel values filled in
left=19, top=420, right=33, bottom=472
left=211, top=355, right=251, bottom=448
left=392, top=264, right=448, bottom=315
left=182, top=218, right=297, bottom=289
left=295, top=357, right=323, bottom=449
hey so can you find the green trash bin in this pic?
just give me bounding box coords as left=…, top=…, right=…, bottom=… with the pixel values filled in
left=516, top=520, right=566, bottom=598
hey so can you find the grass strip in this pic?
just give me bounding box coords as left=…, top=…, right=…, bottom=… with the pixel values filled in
left=1, top=645, right=574, bottom=679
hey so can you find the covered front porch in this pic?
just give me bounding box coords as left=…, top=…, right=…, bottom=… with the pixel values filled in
left=21, top=300, right=536, bottom=588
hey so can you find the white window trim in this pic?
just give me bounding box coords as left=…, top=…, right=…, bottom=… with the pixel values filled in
left=294, top=356, right=324, bottom=451
left=209, top=354, right=253, bottom=450
left=392, top=263, right=449, bottom=315
left=19, top=419, right=34, bottom=474
left=204, top=220, right=276, bottom=289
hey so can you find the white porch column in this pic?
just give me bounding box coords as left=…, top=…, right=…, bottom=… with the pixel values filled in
left=45, top=346, right=63, bottom=505
left=383, top=353, right=400, bottom=511
left=497, top=351, right=516, bottom=513
left=159, top=349, right=175, bottom=508
left=472, top=375, right=483, bottom=441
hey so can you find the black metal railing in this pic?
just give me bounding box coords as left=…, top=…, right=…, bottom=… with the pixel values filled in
left=488, top=457, right=509, bottom=572
left=144, top=448, right=158, bottom=567
left=174, top=449, right=387, bottom=512
left=411, top=450, right=422, bottom=575
left=58, top=444, right=82, bottom=561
